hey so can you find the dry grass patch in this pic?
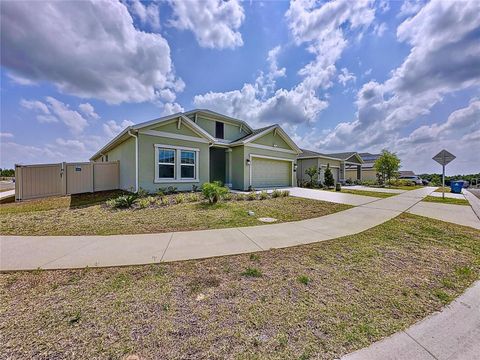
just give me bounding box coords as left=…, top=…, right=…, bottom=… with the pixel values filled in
left=339, top=189, right=394, bottom=198
left=1, top=214, right=479, bottom=359
left=0, top=194, right=350, bottom=236
left=422, top=195, right=470, bottom=206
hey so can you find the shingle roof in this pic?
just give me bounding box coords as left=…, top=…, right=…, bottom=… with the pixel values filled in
left=298, top=148, right=331, bottom=158
left=232, top=125, right=277, bottom=143
left=324, top=152, right=358, bottom=160
left=359, top=152, right=381, bottom=162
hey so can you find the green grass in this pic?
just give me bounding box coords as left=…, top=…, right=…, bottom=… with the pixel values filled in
left=435, top=187, right=451, bottom=193
left=422, top=196, right=470, bottom=206
left=0, top=193, right=351, bottom=236
left=340, top=189, right=395, bottom=198
left=1, top=213, right=479, bottom=359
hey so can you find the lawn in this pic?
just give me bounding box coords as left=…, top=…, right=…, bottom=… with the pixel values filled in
left=0, top=191, right=351, bottom=236
left=1, top=213, right=479, bottom=359
left=435, top=186, right=453, bottom=193
left=339, top=189, right=395, bottom=198
left=422, top=195, right=470, bottom=206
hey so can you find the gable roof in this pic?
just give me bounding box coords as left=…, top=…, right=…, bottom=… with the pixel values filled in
left=229, top=124, right=302, bottom=154
left=325, top=152, right=364, bottom=164
left=298, top=149, right=345, bottom=161
left=90, top=112, right=215, bottom=160
left=184, top=109, right=254, bottom=133
left=359, top=152, right=381, bottom=163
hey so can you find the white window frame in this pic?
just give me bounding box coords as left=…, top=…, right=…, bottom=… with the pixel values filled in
left=180, top=149, right=196, bottom=180
left=154, top=144, right=200, bottom=183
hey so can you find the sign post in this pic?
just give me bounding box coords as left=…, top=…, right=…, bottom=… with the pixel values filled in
left=432, top=150, right=456, bottom=199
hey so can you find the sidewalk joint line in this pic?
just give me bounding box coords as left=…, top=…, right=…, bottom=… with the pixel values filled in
left=404, top=331, right=439, bottom=360
left=160, top=232, right=175, bottom=262
left=237, top=228, right=264, bottom=251
left=39, top=237, right=100, bottom=269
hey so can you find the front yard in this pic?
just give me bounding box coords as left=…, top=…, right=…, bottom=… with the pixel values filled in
left=1, top=213, right=479, bottom=359
left=422, top=195, right=470, bottom=206
left=0, top=191, right=351, bottom=236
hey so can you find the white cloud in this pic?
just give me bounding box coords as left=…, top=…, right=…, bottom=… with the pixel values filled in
left=20, top=99, right=50, bottom=114
left=398, top=0, right=425, bottom=18
left=20, top=97, right=89, bottom=133
left=338, top=68, right=356, bottom=86
left=168, top=0, right=245, bottom=49
left=125, top=0, right=160, bottom=30
left=1, top=0, right=182, bottom=104
left=373, top=22, right=387, bottom=37
left=311, top=0, right=480, bottom=152
left=103, top=119, right=135, bottom=138
left=162, top=102, right=184, bottom=116
left=55, top=138, right=87, bottom=153
left=0, top=132, right=14, bottom=138
left=78, top=103, right=100, bottom=120
left=194, top=1, right=376, bottom=128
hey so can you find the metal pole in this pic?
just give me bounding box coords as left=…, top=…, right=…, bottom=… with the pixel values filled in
left=442, top=164, right=445, bottom=199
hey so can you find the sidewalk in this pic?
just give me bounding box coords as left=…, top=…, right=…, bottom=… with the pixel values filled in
left=342, top=280, right=480, bottom=360
left=0, top=187, right=437, bottom=271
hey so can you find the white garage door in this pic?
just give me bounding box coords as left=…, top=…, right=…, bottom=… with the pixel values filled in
left=252, top=157, right=291, bottom=188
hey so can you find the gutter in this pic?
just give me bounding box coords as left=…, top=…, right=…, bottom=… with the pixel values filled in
left=128, top=129, right=139, bottom=193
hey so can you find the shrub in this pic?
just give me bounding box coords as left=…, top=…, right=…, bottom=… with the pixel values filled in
left=271, top=189, right=282, bottom=198
left=156, top=188, right=165, bottom=197
left=324, top=164, right=335, bottom=188
left=246, top=192, right=257, bottom=201
left=335, top=183, right=341, bottom=191
left=298, top=275, right=310, bottom=285
left=158, top=186, right=178, bottom=195
left=201, top=181, right=229, bottom=204
left=305, top=166, right=318, bottom=188
left=106, top=194, right=137, bottom=209
left=187, top=192, right=200, bottom=202
left=242, top=267, right=262, bottom=277
left=156, top=196, right=170, bottom=206
left=235, top=193, right=246, bottom=201
left=137, top=187, right=149, bottom=198
left=259, top=190, right=269, bottom=200
left=223, top=192, right=233, bottom=201
left=175, top=194, right=186, bottom=204
left=137, top=197, right=153, bottom=208
left=281, top=190, right=290, bottom=197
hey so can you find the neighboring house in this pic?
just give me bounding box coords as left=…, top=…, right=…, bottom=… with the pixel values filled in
left=398, top=170, right=416, bottom=177
left=90, top=109, right=302, bottom=192
left=297, top=150, right=363, bottom=185
left=351, top=152, right=381, bottom=182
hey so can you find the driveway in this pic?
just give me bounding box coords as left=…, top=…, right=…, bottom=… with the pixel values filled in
left=287, top=187, right=379, bottom=206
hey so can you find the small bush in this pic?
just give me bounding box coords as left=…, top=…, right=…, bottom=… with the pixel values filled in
left=242, top=267, right=262, bottom=277
left=175, top=194, right=186, bottom=204
left=106, top=194, right=137, bottom=209
left=158, top=186, right=178, bottom=195
left=281, top=190, right=290, bottom=197
left=298, top=275, right=310, bottom=285
left=202, top=181, right=229, bottom=204
left=235, top=193, right=246, bottom=201
left=249, top=253, right=260, bottom=261
left=259, top=191, right=269, bottom=200
left=187, top=193, right=200, bottom=202
left=156, top=188, right=165, bottom=197
left=137, top=197, right=152, bottom=208
left=271, top=189, right=282, bottom=198
left=246, top=192, right=257, bottom=201
left=223, top=192, right=233, bottom=201
left=156, top=196, right=170, bottom=206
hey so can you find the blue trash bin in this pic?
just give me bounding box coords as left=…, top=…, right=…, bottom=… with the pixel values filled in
left=450, top=181, right=463, bottom=194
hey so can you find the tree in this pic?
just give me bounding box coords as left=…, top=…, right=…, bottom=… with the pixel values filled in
left=305, top=166, right=318, bottom=187
left=374, top=150, right=401, bottom=185
left=324, top=164, right=335, bottom=188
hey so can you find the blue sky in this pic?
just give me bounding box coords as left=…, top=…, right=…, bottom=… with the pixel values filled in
left=1, top=0, right=479, bottom=174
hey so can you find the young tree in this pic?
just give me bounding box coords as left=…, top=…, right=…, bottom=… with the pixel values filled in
left=324, top=164, right=335, bottom=188
left=374, top=150, right=401, bottom=185
left=305, top=166, right=318, bottom=187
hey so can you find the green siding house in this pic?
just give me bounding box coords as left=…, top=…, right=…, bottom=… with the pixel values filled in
left=90, top=109, right=302, bottom=192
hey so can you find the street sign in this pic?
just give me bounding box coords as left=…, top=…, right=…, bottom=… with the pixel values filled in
left=432, top=149, right=456, bottom=199
left=433, top=149, right=456, bottom=166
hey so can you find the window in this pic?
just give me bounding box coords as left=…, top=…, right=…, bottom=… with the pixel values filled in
left=105, top=154, right=108, bottom=162
left=215, top=121, right=224, bottom=139
left=180, top=150, right=195, bottom=179
left=155, top=145, right=199, bottom=182
left=158, top=148, right=175, bottom=179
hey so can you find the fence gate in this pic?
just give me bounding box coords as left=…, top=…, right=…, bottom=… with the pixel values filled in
left=15, top=161, right=119, bottom=201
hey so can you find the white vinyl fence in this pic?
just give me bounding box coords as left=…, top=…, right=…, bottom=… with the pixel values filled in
left=15, top=161, right=119, bottom=201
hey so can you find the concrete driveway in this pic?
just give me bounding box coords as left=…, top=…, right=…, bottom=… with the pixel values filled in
left=287, top=187, right=379, bottom=206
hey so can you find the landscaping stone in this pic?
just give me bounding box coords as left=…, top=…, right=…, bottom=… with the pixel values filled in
left=257, top=217, right=277, bottom=223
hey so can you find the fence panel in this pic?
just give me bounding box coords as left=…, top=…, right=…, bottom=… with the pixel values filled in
left=93, top=161, right=119, bottom=192
left=15, top=161, right=120, bottom=200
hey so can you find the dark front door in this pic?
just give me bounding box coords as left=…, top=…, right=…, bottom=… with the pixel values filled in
left=209, top=148, right=226, bottom=184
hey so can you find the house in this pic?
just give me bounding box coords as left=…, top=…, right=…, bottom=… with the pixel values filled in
left=349, top=152, right=381, bottom=182
left=90, top=109, right=302, bottom=192
left=398, top=170, right=416, bottom=177
left=297, top=150, right=363, bottom=185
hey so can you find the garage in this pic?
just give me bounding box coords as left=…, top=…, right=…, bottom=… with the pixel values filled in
left=251, top=157, right=292, bottom=188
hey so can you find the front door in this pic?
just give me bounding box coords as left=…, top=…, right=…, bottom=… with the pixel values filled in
left=209, top=147, right=226, bottom=185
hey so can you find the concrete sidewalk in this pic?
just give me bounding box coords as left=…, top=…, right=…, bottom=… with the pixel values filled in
left=0, top=187, right=437, bottom=271
left=347, top=185, right=406, bottom=194
left=407, top=201, right=480, bottom=230
left=342, top=280, right=480, bottom=360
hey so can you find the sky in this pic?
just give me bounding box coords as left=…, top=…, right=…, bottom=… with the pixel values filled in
left=1, top=0, right=479, bottom=175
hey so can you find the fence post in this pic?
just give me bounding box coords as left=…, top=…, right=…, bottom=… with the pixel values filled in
left=91, top=162, right=95, bottom=193
left=61, top=162, right=67, bottom=195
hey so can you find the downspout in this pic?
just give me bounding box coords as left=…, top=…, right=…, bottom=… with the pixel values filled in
left=128, top=129, right=138, bottom=193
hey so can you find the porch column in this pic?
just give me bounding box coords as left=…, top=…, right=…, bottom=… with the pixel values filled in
left=340, top=162, right=345, bottom=182
left=225, top=149, right=232, bottom=188
left=357, top=165, right=362, bottom=181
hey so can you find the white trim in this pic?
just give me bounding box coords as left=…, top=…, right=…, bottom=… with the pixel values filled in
left=298, top=155, right=343, bottom=161
left=230, top=125, right=301, bottom=154
left=127, top=130, right=139, bottom=192
left=319, top=164, right=340, bottom=168
left=154, top=144, right=200, bottom=183
left=249, top=154, right=295, bottom=188
left=245, top=143, right=297, bottom=154
left=139, top=129, right=209, bottom=143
